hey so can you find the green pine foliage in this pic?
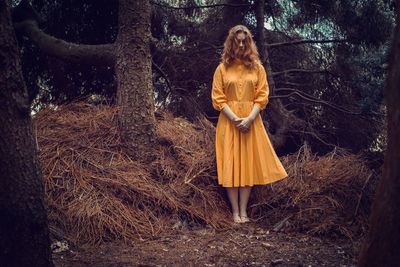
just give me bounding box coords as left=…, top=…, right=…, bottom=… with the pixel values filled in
left=16, top=0, right=394, bottom=155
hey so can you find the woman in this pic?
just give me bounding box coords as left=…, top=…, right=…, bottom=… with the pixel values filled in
left=211, top=25, right=287, bottom=223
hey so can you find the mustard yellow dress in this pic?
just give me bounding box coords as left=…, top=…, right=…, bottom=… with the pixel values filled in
left=211, top=60, right=287, bottom=187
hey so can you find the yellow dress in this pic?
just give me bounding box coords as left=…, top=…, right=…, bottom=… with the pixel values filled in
left=211, top=61, right=287, bottom=187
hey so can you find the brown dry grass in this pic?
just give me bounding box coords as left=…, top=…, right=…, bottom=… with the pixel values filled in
left=33, top=102, right=377, bottom=245
left=250, top=144, right=376, bottom=239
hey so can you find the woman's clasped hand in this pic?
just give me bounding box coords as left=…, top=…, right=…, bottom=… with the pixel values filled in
left=232, top=116, right=252, bottom=133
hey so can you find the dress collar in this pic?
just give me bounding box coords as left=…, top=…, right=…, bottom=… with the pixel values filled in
left=234, top=58, right=244, bottom=65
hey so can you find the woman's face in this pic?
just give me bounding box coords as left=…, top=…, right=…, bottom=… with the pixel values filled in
left=236, top=32, right=246, bottom=55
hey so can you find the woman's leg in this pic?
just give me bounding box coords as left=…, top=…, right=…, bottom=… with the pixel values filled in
left=226, top=187, right=240, bottom=222
left=239, top=186, right=252, bottom=222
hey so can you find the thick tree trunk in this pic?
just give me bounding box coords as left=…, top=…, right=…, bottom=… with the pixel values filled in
left=115, top=0, right=157, bottom=160
left=358, top=2, right=400, bottom=266
left=13, top=0, right=158, bottom=160
left=0, top=1, right=53, bottom=266
left=254, top=1, right=302, bottom=149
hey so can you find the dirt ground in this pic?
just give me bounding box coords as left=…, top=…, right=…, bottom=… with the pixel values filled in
left=51, top=222, right=361, bottom=267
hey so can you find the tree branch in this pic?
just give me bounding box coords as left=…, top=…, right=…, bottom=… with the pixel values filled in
left=290, top=130, right=337, bottom=148
left=195, top=39, right=347, bottom=53
left=150, top=1, right=251, bottom=10
left=272, top=88, right=362, bottom=115
left=152, top=59, right=173, bottom=92
left=267, top=39, right=348, bottom=48
left=14, top=20, right=116, bottom=66
left=272, top=69, right=326, bottom=77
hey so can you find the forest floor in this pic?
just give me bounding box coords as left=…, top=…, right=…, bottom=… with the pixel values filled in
left=51, top=221, right=361, bottom=267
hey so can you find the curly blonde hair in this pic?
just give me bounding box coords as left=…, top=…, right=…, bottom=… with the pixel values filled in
left=221, top=25, right=260, bottom=69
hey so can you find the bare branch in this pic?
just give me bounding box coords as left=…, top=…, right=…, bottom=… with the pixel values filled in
left=290, top=130, right=337, bottom=148
left=14, top=20, right=115, bottom=66
left=152, top=59, right=174, bottom=99
left=267, top=39, right=348, bottom=49
left=272, top=88, right=362, bottom=115
left=272, top=69, right=326, bottom=77
left=152, top=60, right=172, bottom=88
left=150, top=1, right=251, bottom=10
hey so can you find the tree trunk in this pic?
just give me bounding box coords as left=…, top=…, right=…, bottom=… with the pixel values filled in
left=115, top=0, right=157, bottom=160
left=254, top=0, right=302, bottom=149
left=13, top=0, right=158, bottom=160
left=358, top=2, right=400, bottom=266
left=0, top=1, right=53, bottom=266
left=256, top=0, right=266, bottom=63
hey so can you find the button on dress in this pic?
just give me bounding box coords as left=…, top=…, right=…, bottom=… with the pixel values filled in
left=211, top=61, right=287, bottom=187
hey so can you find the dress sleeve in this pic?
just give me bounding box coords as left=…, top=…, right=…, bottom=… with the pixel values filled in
left=211, top=65, right=228, bottom=111
left=254, top=64, right=270, bottom=110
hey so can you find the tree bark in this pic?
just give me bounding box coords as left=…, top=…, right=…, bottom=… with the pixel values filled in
left=0, top=1, right=53, bottom=266
left=254, top=0, right=303, bottom=149
left=13, top=0, right=158, bottom=160
left=358, top=2, right=400, bottom=266
left=14, top=20, right=115, bottom=66
left=115, top=0, right=157, bottom=160
left=256, top=0, right=266, bottom=63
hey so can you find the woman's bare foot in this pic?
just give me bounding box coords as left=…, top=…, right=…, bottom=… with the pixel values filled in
left=239, top=211, right=250, bottom=223
left=233, top=213, right=241, bottom=223
left=240, top=215, right=250, bottom=223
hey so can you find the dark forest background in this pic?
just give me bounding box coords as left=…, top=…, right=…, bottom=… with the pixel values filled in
left=16, top=0, right=394, bottom=158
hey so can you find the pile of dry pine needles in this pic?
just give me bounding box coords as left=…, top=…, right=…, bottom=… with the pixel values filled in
left=33, top=101, right=377, bottom=245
